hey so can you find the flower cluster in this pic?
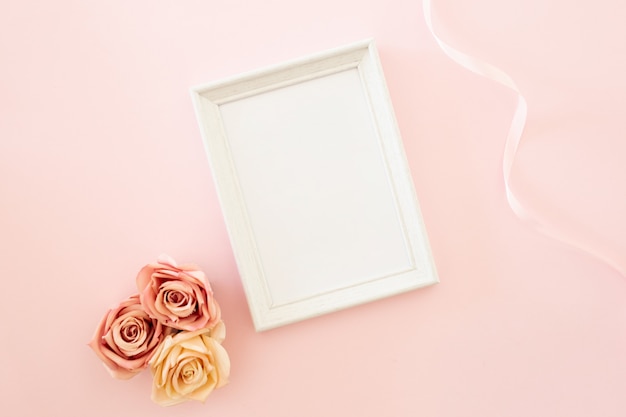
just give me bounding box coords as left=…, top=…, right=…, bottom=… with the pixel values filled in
left=89, top=255, right=230, bottom=406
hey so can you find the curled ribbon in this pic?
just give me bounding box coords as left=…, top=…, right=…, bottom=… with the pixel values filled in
left=422, top=0, right=624, bottom=276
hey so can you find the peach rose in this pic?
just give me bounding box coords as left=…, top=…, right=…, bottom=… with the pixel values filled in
left=149, top=322, right=230, bottom=406
left=88, top=294, right=171, bottom=379
left=137, top=254, right=221, bottom=331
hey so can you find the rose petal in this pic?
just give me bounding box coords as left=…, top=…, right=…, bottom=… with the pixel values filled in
left=209, top=321, right=226, bottom=343
left=157, top=254, right=178, bottom=268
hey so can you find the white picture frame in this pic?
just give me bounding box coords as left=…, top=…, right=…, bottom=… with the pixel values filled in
left=191, top=39, right=438, bottom=331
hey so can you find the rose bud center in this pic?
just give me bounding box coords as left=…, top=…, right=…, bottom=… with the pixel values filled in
left=167, top=291, right=187, bottom=305
left=113, top=315, right=152, bottom=356
left=159, top=281, right=198, bottom=319
left=122, top=322, right=139, bottom=342
left=176, top=357, right=205, bottom=387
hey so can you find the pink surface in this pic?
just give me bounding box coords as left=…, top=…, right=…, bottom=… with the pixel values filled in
left=1, top=1, right=625, bottom=416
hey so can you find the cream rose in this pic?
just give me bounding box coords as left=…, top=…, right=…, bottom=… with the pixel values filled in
left=136, top=254, right=221, bottom=331
left=149, top=322, right=230, bottom=406
left=88, top=294, right=171, bottom=379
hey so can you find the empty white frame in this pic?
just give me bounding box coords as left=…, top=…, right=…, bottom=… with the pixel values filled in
left=191, top=39, right=438, bottom=331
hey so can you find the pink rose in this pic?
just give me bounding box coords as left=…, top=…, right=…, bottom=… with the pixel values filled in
left=136, top=254, right=221, bottom=331
left=88, top=294, right=171, bottom=379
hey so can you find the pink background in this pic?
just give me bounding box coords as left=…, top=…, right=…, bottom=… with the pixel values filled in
left=2, top=0, right=625, bottom=416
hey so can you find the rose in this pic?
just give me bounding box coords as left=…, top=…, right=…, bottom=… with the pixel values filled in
left=149, top=322, right=230, bottom=406
left=136, top=254, right=221, bottom=331
left=88, top=294, right=171, bottom=379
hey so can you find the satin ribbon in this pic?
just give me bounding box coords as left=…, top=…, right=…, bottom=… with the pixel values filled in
left=422, top=0, right=624, bottom=276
